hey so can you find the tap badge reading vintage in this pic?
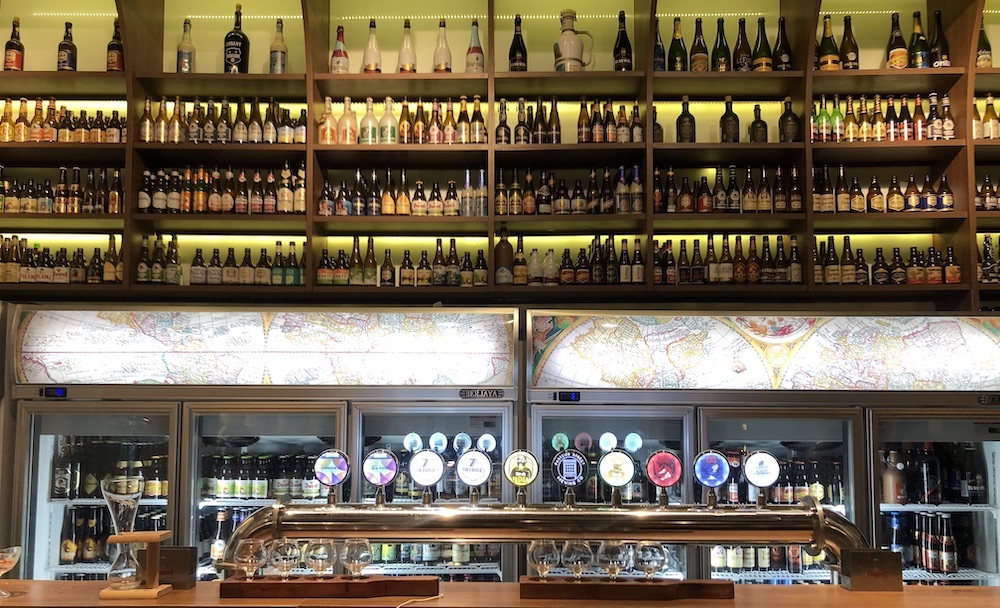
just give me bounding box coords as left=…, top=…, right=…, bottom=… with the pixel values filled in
left=598, top=449, right=635, bottom=487
left=693, top=449, right=730, bottom=488
left=645, top=450, right=683, bottom=488
left=361, top=448, right=398, bottom=487
left=743, top=450, right=781, bottom=489
left=503, top=449, right=538, bottom=487
left=456, top=449, right=492, bottom=487
left=313, top=449, right=350, bottom=487
left=409, top=449, right=446, bottom=487
left=552, top=449, right=589, bottom=487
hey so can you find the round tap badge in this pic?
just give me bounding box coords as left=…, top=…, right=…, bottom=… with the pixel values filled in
left=598, top=450, right=635, bottom=488
left=574, top=432, right=592, bottom=452
left=403, top=432, right=423, bottom=453
left=429, top=432, right=448, bottom=453
left=693, top=449, right=730, bottom=489
left=408, top=449, right=446, bottom=488
left=454, top=432, right=473, bottom=455
left=503, top=450, right=539, bottom=487
left=645, top=450, right=683, bottom=489
left=362, top=448, right=398, bottom=488
left=456, top=449, right=493, bottom=488
left=598, top=432, right=618, bottom=453
left=743, top=451, right=781, bottom=489
left=551, top=433, right=570, bottom=452
left=314, top=449, right=350, bottom=488
left=623, top=432, right=643, bottom=453
left=552, top=449, right=589, bottom=488
left=477, top=433, right=497, bottom=453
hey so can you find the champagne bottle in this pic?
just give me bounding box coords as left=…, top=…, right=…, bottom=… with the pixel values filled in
left=929, top=10, right=950, bottom=67
left=711, top=18, right=731, bottom=71
left=362, top=20, right=381, bottom=73
left=668, top=17, right=687, bottom=71
left=177, top=19, right=194, bottom=74
left=690, top=18, right=709, bottom=72
left=885, top=12, right=908, bottom=69
left=818, top=15, right=840, bottom=70
left=840, top=16, right=859, bottom=69
left=466, top=20, right=484, bottom=72
left=613, top=11, right=633, bottom=71
left=509, top=15, right=527, bottom=71
left=397, top=19, right=416, bottom=72
left=433, top=20, right=452, bottom=73
left=979, top=21, right=993, bottom=68
left=223, top=4, right=250, bottom=74
left=652, top=18, right=666, bottom=72
left=908, top=12, right=930, bottom=68
left=330, top=25, right=349, bottom=73
left=733, top=18, right=752, bottom=71
left=772, top=16, right=792, bottom=70
left=751, top=18, right=772, bottom=71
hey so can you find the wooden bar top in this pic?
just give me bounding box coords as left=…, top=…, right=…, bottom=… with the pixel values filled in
left=0, top=581, right=998, bottom=608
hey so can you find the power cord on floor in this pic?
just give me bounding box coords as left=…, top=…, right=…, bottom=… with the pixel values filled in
left=395, top=594, right=444, bottom=608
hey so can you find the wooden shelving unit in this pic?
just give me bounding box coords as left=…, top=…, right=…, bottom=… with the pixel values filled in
left=0, top=0, right=996, bottom=312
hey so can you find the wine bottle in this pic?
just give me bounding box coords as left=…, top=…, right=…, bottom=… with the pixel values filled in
left=107, top=18, right=124, bottom=72
left=668, top=17, right=687, bottom=71
left=224, top=4, right=250, bottom=74
left=613, top=11, right=633, bottom=71
left=509, top=14, right=527, bottom=71
left=397, top=19, right=416, bottom=72
left=330, top=25, right=349, bottom=73
left=466, top=20, right=484, bottom=73
left=751, top=17, right=772, bottom=71
left=4, top=17, right=23, bottom=71
left=362, top=20, right=381, bottom=73
left=908, top=11, right=930, bottom=68
left=749, top=104, right=767, bottom=143
left=720, top=95, right=739, bottom=143
left=57, top=22, right=77, bottom=71
left=711, top=18, right=730, bottom=71
left=979, top=21, right=993, bottom=68
left=929, top=10, right=950, bottom=67
left=772, top=17, right=792, bottom=70
left=433, top=20, right=452, bottom=73
left=177, top=19, right=195, bottom=73
left=840, top=16, right=859, bottom=69
left=690, top=18, right=709, bottom=72
left=676, top=95, right=695, bottom=142
left=732, top=18, right=752, bottom=72
left=269, top=19, right=287, bottom=74
left=653, top=18, right=666, bottom=71
left=885, top=12, right=908, bottom=69
left=817, top=15, right=840, bottom=70
left=497, top=98, right=511, bottom=144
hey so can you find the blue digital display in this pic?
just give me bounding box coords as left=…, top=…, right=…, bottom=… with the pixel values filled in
left=557, top=391, right=581, bottom=402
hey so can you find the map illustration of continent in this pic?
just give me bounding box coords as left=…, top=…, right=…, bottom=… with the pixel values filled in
left=17, top=309, right=515, bottom=386
left=531, top=314, right=1000, bottom=391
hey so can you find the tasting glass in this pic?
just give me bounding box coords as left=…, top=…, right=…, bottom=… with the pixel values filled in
left=526, top=540, right=560, bottom=579
left=340, top=538, right=373, bottom=579
left=596, top=540, right=629, bottom=581
left=634, top=541, right=667, bottom=580
left=269, top=538, right=302, bottom=580
left=560, top=540, right=594, bottom=581
left=233, top=539, right=269, bottom=580
left=303, top=539, right=337, bottom=578
left=0, top=546, right=22, bottom=598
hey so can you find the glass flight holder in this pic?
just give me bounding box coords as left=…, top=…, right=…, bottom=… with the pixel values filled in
left=361, top=562, right=502, bottom=577
left=711, top=568, right=833, bottom=583
left=901, top=567, right=1000, bottom=582
left=879, top=503, right=998, bottom=513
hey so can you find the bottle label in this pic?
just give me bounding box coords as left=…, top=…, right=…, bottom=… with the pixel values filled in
left=977, top=50, right=993, bottom=68
left=224, top=42, right=245, bottom=73
left=752, top=56, right=773, bottom=72
left=818, top=54, right=840, bottom=70
left=270, top=50, right=286, bottom=74
left=690, top=52, right=708, bottom=72
left=60, top=539, right=78, bottom=562
left=888, top=193, right=905, bottom=212
left=4, top=49, right=23, bottom=70
left=711, top=545, right=726, bottom=568
left=107, top=50, right=124, bottom=71
left=176, top=50, right=192, bottom=73
left=57, top=50, right=76, bottom=71
left=887, top=48, right=908, bottom=69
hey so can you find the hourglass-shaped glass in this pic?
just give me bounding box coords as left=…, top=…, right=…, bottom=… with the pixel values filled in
left=101, top=477, right=145, bottom=590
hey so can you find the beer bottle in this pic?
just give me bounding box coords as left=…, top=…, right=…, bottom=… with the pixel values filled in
left=885, top=12, right=908, bottom=68
left=840, top=16, right=859, bottom=69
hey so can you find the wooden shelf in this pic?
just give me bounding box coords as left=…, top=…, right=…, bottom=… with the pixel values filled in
left=811, top=283, right=971, bottom=297
left=133, top=142, right=306, bottom=165
left=496, top=214, right=646, bottom=235
left=653, top=143, right=805, bottom=166
left=811, top=140, right=965, bottom=165
left=976, top=211, right=1000, bottom=229
left=314, top=74, right=488, bottom=101
left=652, top=71, right=805, bottom=100
left=812, top=211, right=968, bottom=233
left=972, top=140, right=1000, bottom=162
left=493, top=72, right=646, bottom=99
left=974, top=68, right=1000, bottom=93
left=0, top=71, right=127, bottom=99
left=494, top=143, right=645, bottom=168
left=0, top=143, right=126, bottom=167
left=134, top=73, right=307, bottom=100
left=311, top=286, right=489, bottom=303
left=314, top=216, right=488, bottom=236
left=811, top=68, right=965, bottom=96
left=0, top=213, right=124, bottom=232
left=132, top=213, right=307, bottom=234
left=315, top=144, right=488, bottom=167
left=652, top=213, right=806, bottom=232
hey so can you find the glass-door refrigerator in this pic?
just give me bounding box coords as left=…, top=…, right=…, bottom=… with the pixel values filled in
left=180, top=401, right=347, bottom=580
left=351, top=401, right=514, bottom=582
left=529, top=402, right=695, bottom=580
left=698, top=406, right=866, bottom=585
left=869, top=409, right=1000, bottom=586
left=14, top=401, right=179, bottom=581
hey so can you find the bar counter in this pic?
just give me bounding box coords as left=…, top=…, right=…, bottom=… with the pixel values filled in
left=1, top=581, right=1000, bottom=608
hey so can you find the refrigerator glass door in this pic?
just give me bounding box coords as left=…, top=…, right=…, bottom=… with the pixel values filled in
left=20, top=406, right=174, bottom=581
left=530, top=405, right=693, bottom=580
left=873, top=414, right=1000, bottom=586
left=701, top=409, right=861, bottom=585
left=353, top=402, right=513, bottom=582
left=186, top=406, right=344, bottom=580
